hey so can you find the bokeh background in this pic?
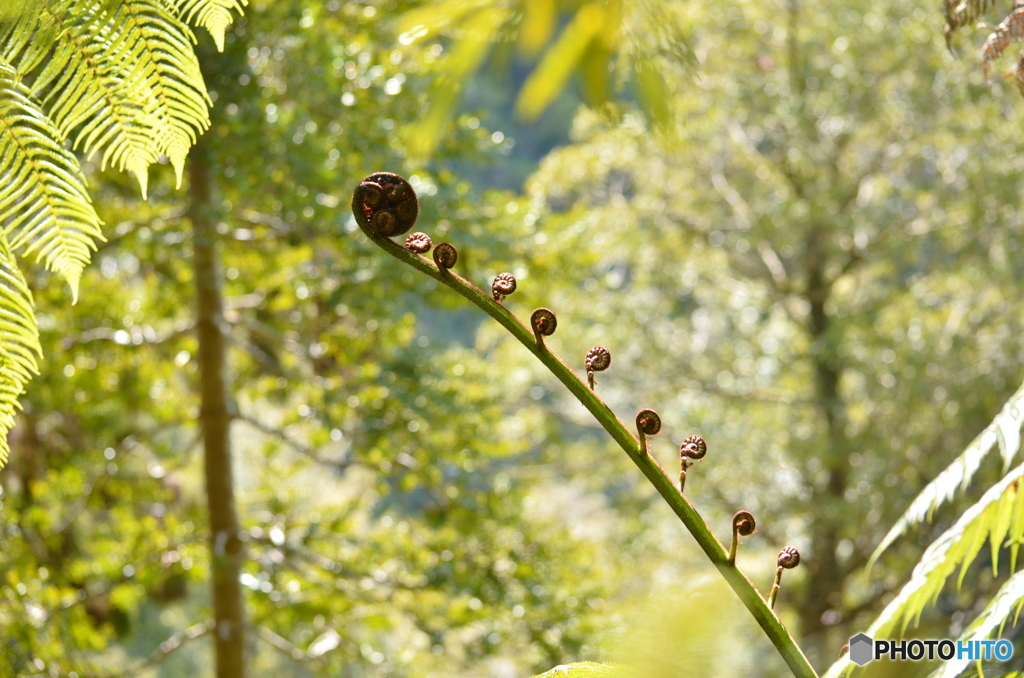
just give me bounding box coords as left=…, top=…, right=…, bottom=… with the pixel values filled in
left=3, top=1, right=1024, bottom=676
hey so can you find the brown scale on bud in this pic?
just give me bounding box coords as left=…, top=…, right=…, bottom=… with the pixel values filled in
left=372, top=209, right=398, bottom=236
left=395, top=198, right=418, bottom=223
left=769, top=546, right=801, bottom=609
left=678, top=434, right=707, bottom=494
left=584, top=346, right=611, bottom=389
left=351, top=172, right=419, bottom=238
left=728, top=510, right=756, bottom=565
left=404, top=232, right=432, bottom=254
left=636, top=409, right=661, bottom=455
left=492, top=273, right=517, bottom=302
left=531, top=308, right=557, bottom=345
left=361, top=182, right=383, bottom=207
left=433, top=242, right=458, bottom=270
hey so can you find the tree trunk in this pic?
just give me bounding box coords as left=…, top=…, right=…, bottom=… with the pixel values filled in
left=189, top=135, right=246, bottom=678
left=799, top=232, right=849, bottom=668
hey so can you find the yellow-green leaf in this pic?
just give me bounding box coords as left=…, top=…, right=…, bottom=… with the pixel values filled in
left=0, top=231, right=40, bottom=468
left=515, top=3, right=605, bottom=121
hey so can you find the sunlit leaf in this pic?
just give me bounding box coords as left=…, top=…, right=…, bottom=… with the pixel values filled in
left=0, top=231, right=40, bottom=468
left=824, top=464, right=1024, bottom=678
left=871, top=380, right=1024, bottom=566
left=175, top=0, right=248, bottom=52
left=0, top=58, right=104, bottom=299
left=928, top=568, right=1024, bottom=678
left=408, top=5, right=509, bottom=157
left=398, top=0, right=492, bottom=43
left=0, top=0, right=243, bottom=459
left=0, top=0, right=216, bottom=196
left=518, top=0, right=557, bottom=56
left=530, top=662, right=625, bottom=678
left=515, top=3, right=605, bottom=121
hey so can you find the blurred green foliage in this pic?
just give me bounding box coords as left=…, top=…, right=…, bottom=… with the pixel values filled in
left=486, top=0, right=1024, bottom=671
left=4, top=0, right=1024, bottom=677
left=1, top=2, right=631, bottom=675
left=397, top=0, right=694, bottom=156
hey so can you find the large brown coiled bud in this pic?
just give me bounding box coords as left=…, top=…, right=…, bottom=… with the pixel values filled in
left=352, top=172, right=419, bottom=237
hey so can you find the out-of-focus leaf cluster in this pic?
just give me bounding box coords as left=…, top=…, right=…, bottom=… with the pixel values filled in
left=396, top=0, right=696, bottom=156
left=1, top=2, right=642, bottom=676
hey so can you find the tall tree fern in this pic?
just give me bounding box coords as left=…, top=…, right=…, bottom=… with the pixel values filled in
left=0, top=0, right=245, bottom=468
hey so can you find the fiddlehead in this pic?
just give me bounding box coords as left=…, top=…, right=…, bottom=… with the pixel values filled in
left=584, top=346, right=611, bottom=389
left=729, top=510, right=756, bottom=565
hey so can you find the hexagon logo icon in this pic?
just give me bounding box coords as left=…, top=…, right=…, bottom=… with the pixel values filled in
left=849, top=633, right=874, bottom=666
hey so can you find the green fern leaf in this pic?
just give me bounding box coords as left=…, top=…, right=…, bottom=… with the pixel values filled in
left=929, top=568, right=1024, bottom=678
left=823, top=463, right=1024, bottom=678
left=0, top=59, right=104, bottom=299
left=110, top=0, right=212, bottom=188
left=989, top=483, right=1016, bottom=576
left=174, top=0, right=248, bottom=52
left=1009, top=479, right=1024, bottom=571
left=0, top=230, right=41, bottom=468
left=0, top=0, right=63, bottom=75
left=530, top=662, right=625, bottom=678
left=1, top=1, right=160, bottom=195
left=870, top=380, right=1024, bottom=567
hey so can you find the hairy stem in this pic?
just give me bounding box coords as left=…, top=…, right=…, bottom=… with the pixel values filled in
left=360, top=226, right=818, bottom=678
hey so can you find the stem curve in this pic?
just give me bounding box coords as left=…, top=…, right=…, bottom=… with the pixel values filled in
left=356, top=222, right=818, bottom=678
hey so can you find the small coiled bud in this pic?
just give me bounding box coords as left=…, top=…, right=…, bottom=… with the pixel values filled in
left=395, top=196, right=418, bottom=222
left=636, top=409, right=661, bottom=436
left=372, top=209, right=398, bottom=236
left=778, top=546, right=801, bottom=570
left=728, top=510, right=756, bottom=565
left=352, top=172, right=419, bottom=238
left=531, top=308, right=557, bottom=344
left=679, top=435, right=707, bottom=460
left=636, top=409, right=661, bottom=455
left=492, top=273, right=517, bottom=302
left=433, top=242, right=458, bottom=270
left=733, top=511, right=756, bottom=537
left=584, top=346, right=611, bottom=389
left=678, top=435, right=707, bottom=494
left=404, top=232, right=432, bottom=254
left=769, top=546, right=801, bottom=609
left=360, top=181, right=383, bottom=207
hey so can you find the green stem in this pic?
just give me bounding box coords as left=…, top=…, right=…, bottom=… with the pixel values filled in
left=770, top=567, right=784, bottom=609
left=362, top=228, right=818, bottom=678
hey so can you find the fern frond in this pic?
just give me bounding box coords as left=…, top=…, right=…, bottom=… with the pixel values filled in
left=1, top=1, right=160, bottom=195
left=929, top=568, right=1024, bottom=678
left=0, top=1, right=34, bottom=23
left=0, top=0, right=64, bottom=75
left=823, top=464, right=1024, bottom=678
left=107, top=0, right=212, bottom=188
left=0, top=59, right=104, bottom=300
left=980, top=7, right=1024, bottom=79
left=0, top=230, right=41, bottom=469
left=174, top=0, right=248, bottom=52
left=871, top=380, right=1024, bottom=566
left=945, top=0, right=997, bottom=36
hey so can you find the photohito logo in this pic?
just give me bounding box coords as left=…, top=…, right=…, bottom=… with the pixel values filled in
left=848, top=633, right=1014, bottom=666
